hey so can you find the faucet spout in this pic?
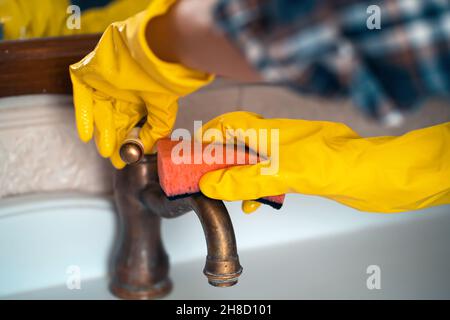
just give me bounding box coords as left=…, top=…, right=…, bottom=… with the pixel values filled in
left=188, top=194, right=242, bottom=287
left=136, top=155, right=242, bottom=289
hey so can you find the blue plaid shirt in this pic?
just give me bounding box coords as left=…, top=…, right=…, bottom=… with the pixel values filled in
left=214, top=0, right=450, bottom=124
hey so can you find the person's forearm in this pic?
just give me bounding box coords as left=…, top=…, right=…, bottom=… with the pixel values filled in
left=146, top=0, right=262, bottom=81
left=325, top=122, right=450, bottom=212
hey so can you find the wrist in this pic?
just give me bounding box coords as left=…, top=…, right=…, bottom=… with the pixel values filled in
left=125, top=1, right=214, bottom=96
left=145, top=0, right=261, bottom=81
left=145, top=2, right=180, bottom=64
left=146, top=0, right=216, bottom=65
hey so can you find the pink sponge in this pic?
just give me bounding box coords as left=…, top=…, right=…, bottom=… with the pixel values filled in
left=157, top=138, right=285, bottom=209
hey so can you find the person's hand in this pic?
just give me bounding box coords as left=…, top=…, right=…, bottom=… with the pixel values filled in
left=196, top=112, right=450, bottom=213
left=70, top=1, right=214, bottom=168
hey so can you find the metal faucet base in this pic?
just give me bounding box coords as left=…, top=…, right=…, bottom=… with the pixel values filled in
left=111, top=155, right=242, bottom=299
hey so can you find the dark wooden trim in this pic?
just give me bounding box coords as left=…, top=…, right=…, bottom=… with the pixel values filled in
left=0, top=34, right=101, bottom=98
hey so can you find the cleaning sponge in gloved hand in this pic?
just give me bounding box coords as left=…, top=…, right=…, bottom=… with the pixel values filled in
left=197, top=111, right=450, bottom=213
left=156, top=138, right=285, bottom=209
left=70, top=0, right=214, bottom=168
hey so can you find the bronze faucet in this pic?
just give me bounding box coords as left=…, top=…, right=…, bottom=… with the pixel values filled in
left=111, top=153, right=242, bottom=299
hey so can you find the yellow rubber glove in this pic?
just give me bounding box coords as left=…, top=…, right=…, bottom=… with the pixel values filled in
left=197, top=112, right=450, bottom=213
left=0, top=0, right=67, bottom=39
left=0, top=0, right=149, bottom=40
left=70, top=0, right=150, bottom=36
left=70, top=1, right=214, bottom=168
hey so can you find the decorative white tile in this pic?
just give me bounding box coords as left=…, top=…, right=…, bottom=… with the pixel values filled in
left=0, top=95, right=112, bottom=199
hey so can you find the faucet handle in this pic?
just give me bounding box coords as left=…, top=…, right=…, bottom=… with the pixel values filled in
left=119, top=128, right=145, bottom=165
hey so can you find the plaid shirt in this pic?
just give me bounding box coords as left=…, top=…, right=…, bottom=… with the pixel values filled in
left=214, top=0, right=450, bottom=125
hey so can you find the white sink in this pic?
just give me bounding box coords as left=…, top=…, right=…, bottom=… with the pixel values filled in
left=1, top=192, right=450, bottom=299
